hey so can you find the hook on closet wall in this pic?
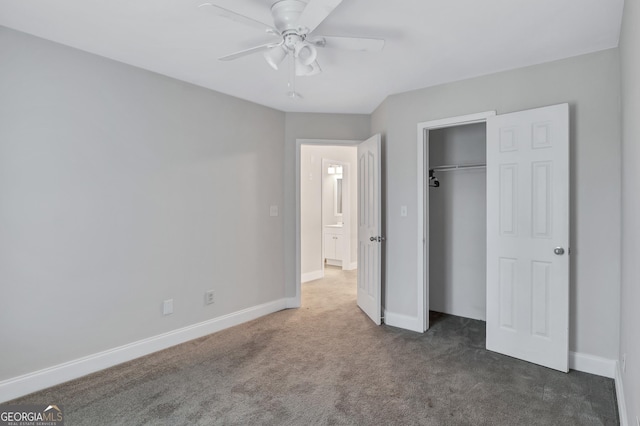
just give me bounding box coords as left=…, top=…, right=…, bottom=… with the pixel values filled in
left=428, top=169, right=440, bottom=187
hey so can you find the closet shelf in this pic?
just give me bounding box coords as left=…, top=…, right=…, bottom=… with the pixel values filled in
left=430, top=163, right=486, bottom=172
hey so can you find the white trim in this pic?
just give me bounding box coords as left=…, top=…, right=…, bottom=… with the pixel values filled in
left=0, top=299, right=288, bottom=403
left=285, top=297, right=300, bottom=309
left=417, top=127, right=427, bottom=332
left=615, top=360, right=629, bottom=426
left=340, top=162, right=351, bottom=271
left=417, top=111, right=497, bottom=130
left=301, top=270, right=324, bottom=283
left=383, top=311, right=423, bottom=333
left=417, top=111, right=496, bottom=333
left=347, top=261, right=357, bottom=271
left=321, top=157, right=352, bottom=272
left=568, top=351, right=616, bottom=378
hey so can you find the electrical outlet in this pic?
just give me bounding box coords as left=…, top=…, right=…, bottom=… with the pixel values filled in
left=163, top=299, right=173, bottom=315
left=205, top=290, right=215, bottom=305
left=623, top=353, right=627, bottom=373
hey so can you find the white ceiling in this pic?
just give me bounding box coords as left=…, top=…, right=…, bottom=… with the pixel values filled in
left=0, top=0, right=625, bottom=114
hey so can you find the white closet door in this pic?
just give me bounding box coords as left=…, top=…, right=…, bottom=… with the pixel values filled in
left=486, top=103, right=570, bottom=372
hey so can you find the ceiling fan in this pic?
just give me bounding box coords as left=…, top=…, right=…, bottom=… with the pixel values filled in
left=199, top=0, right=385, bottom=97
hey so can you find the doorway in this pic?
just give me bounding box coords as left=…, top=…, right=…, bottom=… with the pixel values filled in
left=298, top=142, right=359, bottom=286
left=417, top=111, right=496, bottom=332
left=295, top=135, right=383, bottom=326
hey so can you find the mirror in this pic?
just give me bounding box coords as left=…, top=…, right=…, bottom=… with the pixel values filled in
left=334, top=177, right=343, bottom=216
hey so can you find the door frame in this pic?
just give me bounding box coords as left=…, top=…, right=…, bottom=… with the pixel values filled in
left=295, top=138, right=360, bottom=308
left=416, top=111, right=496, bottom=331
left=320, top=157, right=352, bottom=271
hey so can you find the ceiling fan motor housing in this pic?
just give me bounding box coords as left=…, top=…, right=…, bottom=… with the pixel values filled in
left=271, top=0, right=307, bottom=33
left=283, top=33, right=304, bottom=50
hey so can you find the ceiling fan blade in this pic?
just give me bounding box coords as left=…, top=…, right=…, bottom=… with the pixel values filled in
left=295, top=0, right=343, bottom=34
left=310, top=36, right=385, bottom=52
left=199, top=3, right=280, bottom=35
left=219, top=43, right=281, bottom=61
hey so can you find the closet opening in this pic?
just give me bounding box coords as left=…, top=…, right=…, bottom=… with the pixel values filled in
left=418, top=107, right=569, bottom=371
left=427, top=122, right=487, bottom=323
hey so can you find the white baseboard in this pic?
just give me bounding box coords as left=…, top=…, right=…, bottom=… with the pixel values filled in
left=615, top=360, right=629, bottom=426
left=569, top=351, right=616, bottom=378
left=0, top=298, right=288, bottom=403
left=568, top=352, right=631, bottom=424
left=301, top=270, right=323, bottom=283
left=285, top=297, right=300, bottom=309
left=384, top=310, right=423, bottom=333
left=346, top=262, right=357, bottom=271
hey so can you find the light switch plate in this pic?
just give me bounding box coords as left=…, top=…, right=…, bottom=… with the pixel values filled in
left=401, top=205, right=408, bottom=217
left=163, top=299, right=173, bottom=315
left=270, top=205, right=278, bottom=217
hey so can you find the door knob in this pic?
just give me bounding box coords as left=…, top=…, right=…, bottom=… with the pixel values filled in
left=370, top=236, right=376, bottom=242
left=554, top=247, right=565, bottom=255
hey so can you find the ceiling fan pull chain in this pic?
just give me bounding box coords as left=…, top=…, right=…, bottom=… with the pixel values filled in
left=290, top=53, right=295, bottom=93
left=287, top=54, right=302, bottom=99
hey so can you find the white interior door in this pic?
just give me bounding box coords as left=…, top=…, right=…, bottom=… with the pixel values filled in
left=486, top=103, right=570, bottom=372
left=357, top=134, right=382, bottom=325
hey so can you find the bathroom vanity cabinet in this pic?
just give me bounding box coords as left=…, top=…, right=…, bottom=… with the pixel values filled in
left=324, top=225, right=343, bottom=266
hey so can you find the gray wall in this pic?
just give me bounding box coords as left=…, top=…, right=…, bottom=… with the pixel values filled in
left=0, top=27, right=285, bottom=380
left=619, top=0, right=640, bottom=422
left=371, top=48, right=621, bottom=360
left=429, top=124, right=486, bottom=321
left=284, top=113, right=371, bottom=297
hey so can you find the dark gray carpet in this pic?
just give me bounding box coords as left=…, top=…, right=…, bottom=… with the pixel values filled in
left=11, top=266, right=618, bottom=425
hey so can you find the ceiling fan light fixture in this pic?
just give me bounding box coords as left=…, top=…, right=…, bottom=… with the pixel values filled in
left=295, top=60, right=312, bottom=76
left=263, top=45, right=287, bottom=70
left=308, top=60, right=321, bottom=76
left=294, top=42, right=317, bottom=66
left=295, top=59, right=321, bottom=76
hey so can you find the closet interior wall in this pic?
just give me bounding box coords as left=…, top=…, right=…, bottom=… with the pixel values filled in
left=429, top=123, right=487, bottom=321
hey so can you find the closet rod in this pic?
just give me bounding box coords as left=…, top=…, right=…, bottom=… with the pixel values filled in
left=430, top=163, right=486, bottom=172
